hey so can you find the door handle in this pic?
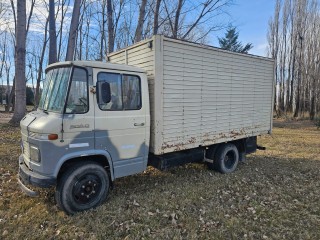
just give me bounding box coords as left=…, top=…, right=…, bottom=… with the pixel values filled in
left=134, top=123, right=145, bottom=126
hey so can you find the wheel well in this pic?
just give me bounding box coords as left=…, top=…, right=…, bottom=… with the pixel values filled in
left=206, top=140, right=245, bottom=159
left=205, top=143, right=220, bottom=159
left=57, top=155, right=112, bottom=182
left=233, top=139, right=246, bottom=153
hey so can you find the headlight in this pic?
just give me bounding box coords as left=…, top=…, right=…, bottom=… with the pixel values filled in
left=29, top=132, right=50, bottom=140
left=30, top=145, right=41, bottom=163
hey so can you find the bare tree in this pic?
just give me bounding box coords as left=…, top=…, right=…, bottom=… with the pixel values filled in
left=134, top=0, right=148, bottom=42
left=10, top=0, right=16, bottom=32
left=162, top=0, right=232, bottom=41
left=268, top=0, right=320, bottom=119
left=107, top=0, right=115, bottom=53
left=4, top=66, right=11, bottom=111
left=100, top=0, right=107, bottom=59
left=26, top=0, right=36, bottom=38
left=9, top=0, right=26, bottom=125
left=173, top=0, right=184, bottom=38
left=65, top=0, right=81, bottom=61
left=0, top=32, right=8, bottom=106
left=113, top=0, right=126, bottom=48
left=57, top=0, right=70, bottom=60
left=49, top=0, right=57, bottom=64
left=34, top=17, right=49, bottom=108
left=0, top=0, right=235, bottom=115
left=153, top=0, right=162, bottom=35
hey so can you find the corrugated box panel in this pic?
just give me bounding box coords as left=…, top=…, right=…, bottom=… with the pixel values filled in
left=108, top=35, right=274, bottom=155
left=158, top=37, right=273, bottom=154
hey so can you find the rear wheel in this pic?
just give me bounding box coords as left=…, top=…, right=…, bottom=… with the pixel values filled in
left=55, top=162, right=110, bottom=215
left=207, top=143, right=239, bottom=173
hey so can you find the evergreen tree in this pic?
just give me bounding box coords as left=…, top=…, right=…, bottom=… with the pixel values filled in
left=218, top=26, right=253, bottom=53
left=26, top=87, right=34, bottom=105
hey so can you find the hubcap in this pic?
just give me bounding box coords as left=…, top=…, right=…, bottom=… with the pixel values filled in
left=72, top=174, right=102, bottom=205
left=224, top=151, right=236, bottom=169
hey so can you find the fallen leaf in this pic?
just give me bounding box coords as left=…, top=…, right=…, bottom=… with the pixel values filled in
left=133, top=200, right=140, bottom=207
left=2, top=230, right=8, bottom=236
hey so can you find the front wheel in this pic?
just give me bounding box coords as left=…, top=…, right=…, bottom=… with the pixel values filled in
left=55, top=162, right=110, bottom=215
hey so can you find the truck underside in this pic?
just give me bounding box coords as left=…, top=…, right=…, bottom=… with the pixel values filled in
left=148, top=136, right=258, bottom=171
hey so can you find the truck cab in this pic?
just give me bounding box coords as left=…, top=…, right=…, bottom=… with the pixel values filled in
left=18, top=61, right=150, bottom=214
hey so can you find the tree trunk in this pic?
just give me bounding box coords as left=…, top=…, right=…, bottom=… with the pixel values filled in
left=10, top=0, right=16, bottom=32
left=9, top=0, right=26, bottom=125
left=0, top=36, right=6, bottom=89
left=35, top=18, right=49, bottom=108
left=294, top=36, right=303, bottom=118
left=286, top=46, right=292, bottom=113
left=9, top=80, right=15, bottom=112
left=173, top=0, right=184, bottom=38
left=134, top=0, right=148, bottom=42
left=5, top=69, right=11, bottom=112
left=310, top=77, right=316, bottom=120
left=26, top=0, right=35, bottom=38
left=58, top=0, right=67, bottom=60
left=65, top=0, right=81, bottom=61
left=107, top=0, right=114, bottom=53
left=290, top=45, right=296, bottom=111
left=49, top=0, right=57, bottom=64
left=100, top=0, right=107, bottom=60
left=153, top=0, right=161, bottom=35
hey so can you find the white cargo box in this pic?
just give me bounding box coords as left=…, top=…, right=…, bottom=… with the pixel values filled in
left=108, top=35, right=274, bottom=155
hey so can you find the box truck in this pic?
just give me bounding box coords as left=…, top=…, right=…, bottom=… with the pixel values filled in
left=18, top=35, right=274, bottom=214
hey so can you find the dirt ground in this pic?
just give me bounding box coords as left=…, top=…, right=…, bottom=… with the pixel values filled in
left=0, top=105, right=34, bottom=123
left=0, top=111, right=12, bottom=124
left=0, top=119, right=319, bottom=239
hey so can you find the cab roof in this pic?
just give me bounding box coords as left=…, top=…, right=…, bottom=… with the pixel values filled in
left=46, top=61, right=145, bottom=73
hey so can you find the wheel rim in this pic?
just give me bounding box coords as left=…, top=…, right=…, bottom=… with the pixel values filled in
left=72, top=174, right=102, bottom=205
left=224, top=151, right=237, bottom=169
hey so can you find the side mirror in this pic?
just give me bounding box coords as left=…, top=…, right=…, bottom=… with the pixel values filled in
left=100, top=82, right=111, bottom=104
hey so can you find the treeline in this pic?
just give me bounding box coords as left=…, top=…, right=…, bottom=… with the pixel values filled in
left=0, top=0, right=234, bottom=124
left=268, top=0, right=320, bottom=120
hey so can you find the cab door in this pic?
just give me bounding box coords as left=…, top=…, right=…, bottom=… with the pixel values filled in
left=62, top=67, right=95, bottom=154
left=93, top=69, right=148, bottom=178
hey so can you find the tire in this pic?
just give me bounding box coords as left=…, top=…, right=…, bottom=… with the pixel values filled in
left=55, top=162, right=110, bottom=215
left=214, top=143, right=239, bottom=174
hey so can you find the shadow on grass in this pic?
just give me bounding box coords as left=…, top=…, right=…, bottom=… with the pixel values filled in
left=50, top=155, right=319, bottom=239
left=3, top=153, right=320, bottom=239
left=42, top=154, right=320, bottom=214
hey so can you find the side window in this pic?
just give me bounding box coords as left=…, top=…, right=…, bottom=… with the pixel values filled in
left=97, top=72, right=142, bottom=111
left=123, top=75, right=141, bottom=110
left=65, top=67, right=88, bottom=114
left=97, top=73, right=122, bottom=110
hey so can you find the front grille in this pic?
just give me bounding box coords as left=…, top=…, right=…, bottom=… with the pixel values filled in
left=23, top=140, right=30, bottom=159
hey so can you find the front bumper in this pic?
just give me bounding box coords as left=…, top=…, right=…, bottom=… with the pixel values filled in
left=18, top=155, right=56, bottom=193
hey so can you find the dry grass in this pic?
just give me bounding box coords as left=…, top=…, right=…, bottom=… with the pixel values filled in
left=1, top=120, right=320, bottom=239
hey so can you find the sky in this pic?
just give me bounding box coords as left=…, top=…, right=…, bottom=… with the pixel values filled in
left=213, top=0, right=276, bottom=57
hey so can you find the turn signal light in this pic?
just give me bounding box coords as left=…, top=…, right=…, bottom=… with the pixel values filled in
left=48, top=134, right=58, bottom=140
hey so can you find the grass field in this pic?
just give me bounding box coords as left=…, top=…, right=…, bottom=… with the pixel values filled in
left=0, top=120, right=320, bottom=239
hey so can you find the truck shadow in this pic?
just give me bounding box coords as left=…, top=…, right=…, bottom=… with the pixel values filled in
left=42, top=154, right=320, bottom=217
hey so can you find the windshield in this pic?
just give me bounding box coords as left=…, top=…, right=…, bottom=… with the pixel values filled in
left=39, top=67, right=71, bottom=113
